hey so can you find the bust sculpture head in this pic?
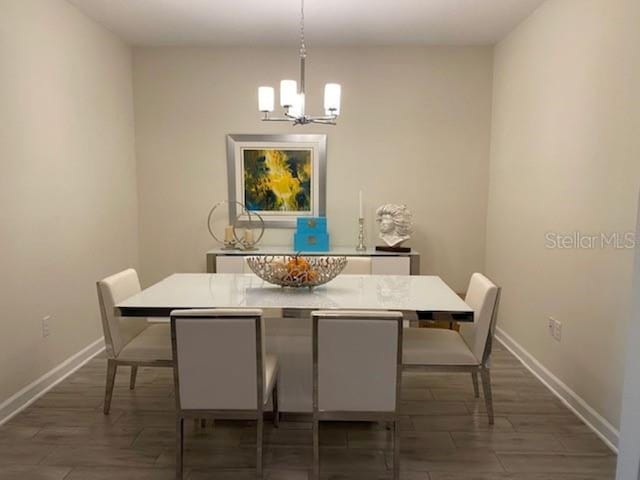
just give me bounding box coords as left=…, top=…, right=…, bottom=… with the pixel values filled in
left=375, top=204, right=413, bottom=247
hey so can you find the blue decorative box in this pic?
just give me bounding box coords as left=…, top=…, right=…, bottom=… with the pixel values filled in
left=296, top=217, right=327, bottom=234
left=294, top=232, right=330, bottom=252
left=294, top=217, right=330, bottom=252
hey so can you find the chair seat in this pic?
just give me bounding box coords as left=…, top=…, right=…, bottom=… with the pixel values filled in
left=264, top=354, right=279, bottom=404
left=403, top=328, right=479, bottom=366
left=118, top=324, right=172, bottom=362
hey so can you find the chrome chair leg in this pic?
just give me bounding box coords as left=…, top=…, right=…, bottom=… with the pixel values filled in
left=129, top=365, right=138, bottom=390
left=471, top=371, right=480, bottom=398
left=312, top=416, right=320, bottom=480
left=272, top=383, right=280, bottom=428
left=176, top=417, right=184, bottom=480
left=480, top=368, right=494, bottom=425
left=103, top=359, right=117, bottom=415
left=393, top=418, right=400, bottom=480
left=256, top=415, right=264, bottom=479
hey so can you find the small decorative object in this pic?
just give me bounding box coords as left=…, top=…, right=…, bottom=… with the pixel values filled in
left=356, top=218, right=366, bottom=252
left=356, top=190, right=366, bottom=251
left=208, top=200, right=239, bottom=250
left=257, top=0, right=341, bottom=126
left=294, top=217, right=330, bottom=252
left=232, top=211, right=265, bottom=251
left=223, top=225, right=236, bottom=249
left=227, top=134, right=327, bottom=228
left=375, top=204, right=413, bottom=251
left=207, top=200, right=265, bottom=250
left=246, top=255, right=347, bottom=289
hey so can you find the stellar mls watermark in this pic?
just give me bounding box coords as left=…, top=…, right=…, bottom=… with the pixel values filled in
left=545, top=231, right=637, bottom=249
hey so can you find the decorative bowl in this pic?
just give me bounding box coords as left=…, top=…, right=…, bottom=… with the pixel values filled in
left=246, top=255, right=347, bottom=288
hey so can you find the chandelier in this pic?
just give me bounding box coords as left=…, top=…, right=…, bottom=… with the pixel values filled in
left=257, top=0, right=341, bottom=125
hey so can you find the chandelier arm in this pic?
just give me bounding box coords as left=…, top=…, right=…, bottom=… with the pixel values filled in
left=307, top=115, right=338, bottom=121
left=310, top=119, right=336, bottom=125
left=261, top=116, right=336, bottom=125
left=261, top=117, right=297, bottom=122
left=261, top=113, right=337, bottom=124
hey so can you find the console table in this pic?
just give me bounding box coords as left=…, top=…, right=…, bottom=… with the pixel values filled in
left=206, top=246, right=421, bottom=275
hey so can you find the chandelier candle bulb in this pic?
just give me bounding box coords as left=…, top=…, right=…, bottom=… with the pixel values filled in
left=258, top=86, right=275, bottom=112
left=324, top=83, right=341, bottom=115
left=280, top=80, right=297, bottom=108
left=289, top=93, right=305, bottom=118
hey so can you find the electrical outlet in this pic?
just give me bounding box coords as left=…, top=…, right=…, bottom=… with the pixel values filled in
left=42, top=315, right=51, bottom=338
left=548, top=317, right=562, bottom=342
left=553, top=319, right=562, bottom=342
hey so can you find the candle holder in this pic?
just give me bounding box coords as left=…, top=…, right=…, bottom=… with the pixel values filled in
left=207, top=201, right=264, bottom=250
left=222, top=238, right=238, bottom=250
left=233, top=227, right=260, bottom=251
left=232, top=210, right=265, bottom=251
left=208, top=201, right=239, bottom=250
left=356, top=217, right=366, bottom=252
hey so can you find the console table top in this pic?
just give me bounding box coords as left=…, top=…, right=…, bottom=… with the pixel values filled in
left=206, top=246, right=420, bottom=257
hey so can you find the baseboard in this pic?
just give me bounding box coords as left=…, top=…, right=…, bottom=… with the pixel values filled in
left=495, top=327, right=619, bottom=453
left=0, top=337, right=105, bottom=426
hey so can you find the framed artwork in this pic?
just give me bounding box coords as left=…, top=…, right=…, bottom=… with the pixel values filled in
left=226, top=134, right=327, bottom=228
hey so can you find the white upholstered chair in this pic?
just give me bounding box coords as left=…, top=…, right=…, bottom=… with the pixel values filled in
left=312, top=310, right=403, bottom=480
left=96, top=269, right=172, bottom=414
left=403, top=273, right=501, bottom=424
left=170, top=309, right=279, bottom=480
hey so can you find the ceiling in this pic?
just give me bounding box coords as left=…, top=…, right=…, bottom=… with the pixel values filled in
left=67, top=0, right=546, bottom=47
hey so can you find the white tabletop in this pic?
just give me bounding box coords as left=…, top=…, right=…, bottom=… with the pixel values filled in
left=117, top=273, right=472, bottom=318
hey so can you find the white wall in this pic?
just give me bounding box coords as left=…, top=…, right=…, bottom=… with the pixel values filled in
left=0, top=0, right=139, bottom=404
left=132, top=47, right=494, bottom=290
left=617, top=195, right=640, bottom=478
left=616, top=0, right=640, bottom=473
left=486, top=0, right=640, bottom=435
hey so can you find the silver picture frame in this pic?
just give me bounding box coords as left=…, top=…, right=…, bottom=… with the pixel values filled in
left=226, top=134, right=327, bottom=228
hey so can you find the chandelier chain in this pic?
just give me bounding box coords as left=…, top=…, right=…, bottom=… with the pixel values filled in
left=300, top=0, right=306, bottom=58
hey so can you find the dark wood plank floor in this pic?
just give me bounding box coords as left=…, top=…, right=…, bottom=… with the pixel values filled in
left=0, top=343, right=616, bottom=479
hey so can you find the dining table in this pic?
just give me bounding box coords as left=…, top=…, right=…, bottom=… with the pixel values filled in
left=116, top=273, right=473, bottom=411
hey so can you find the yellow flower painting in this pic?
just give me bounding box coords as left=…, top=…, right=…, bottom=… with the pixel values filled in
left=243, top=149, right=312, bottom=212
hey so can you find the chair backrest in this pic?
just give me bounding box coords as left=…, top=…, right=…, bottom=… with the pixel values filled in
left=97, top=269, right=148, bottom=358
left=459, top=273, right=501, bottom=364
left=342, top=257, right=372, bottom=275
left=170, top=309, right=264, bottom=411
left=313, top=310, right=403, bottom=413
